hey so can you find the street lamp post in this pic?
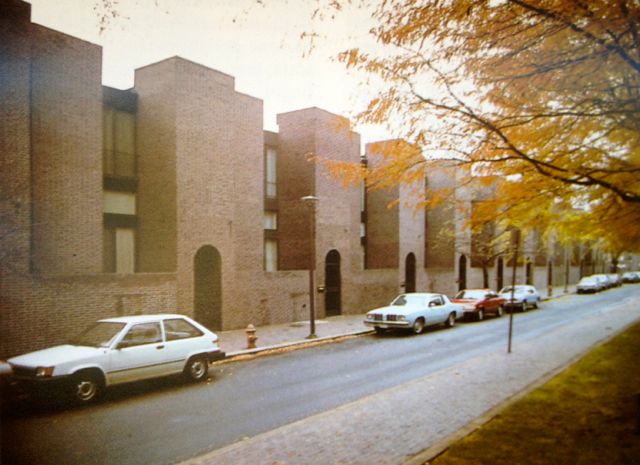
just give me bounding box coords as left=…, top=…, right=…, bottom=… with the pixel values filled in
left=301, top=195, right=319, bottom=339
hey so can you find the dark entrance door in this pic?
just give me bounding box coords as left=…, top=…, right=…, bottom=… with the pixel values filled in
left=497, top=257, right=504, bottom=291
left=405, top=253, right=416, bottom=293
left=194, top=245, right=222, bottom=331
left=526, top=261, right=533, bottom=285
left=458, top=255, right=467, bottom=291
left=325, top=250, right=341, bottom=317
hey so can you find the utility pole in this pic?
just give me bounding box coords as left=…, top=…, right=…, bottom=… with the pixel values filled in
left=508, top=229, right=520, bottom=354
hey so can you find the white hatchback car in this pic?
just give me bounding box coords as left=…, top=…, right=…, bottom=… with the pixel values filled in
left=7, top=314, right=224, bottom=404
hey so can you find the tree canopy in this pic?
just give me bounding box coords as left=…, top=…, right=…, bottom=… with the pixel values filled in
left=328, top=0, right=640, bottom=255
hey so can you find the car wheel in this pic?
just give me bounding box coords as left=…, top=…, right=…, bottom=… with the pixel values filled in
left=71, top=370, right=103, bottom=404
left=496, top=305, right=504, bottom=317
left=445, top=313, right=456, bottom=327
left=185, top=356, right=209, bottom=382
left=374, top=327, right=386, bottom=335
left=532, top=299, right=539, bottom=309
left=477, top=309, right=484, bottom=321
left=412, top=318, right=425, bottom=335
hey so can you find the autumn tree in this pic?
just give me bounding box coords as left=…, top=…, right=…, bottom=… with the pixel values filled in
left=322, top=0, right=640, bottom=253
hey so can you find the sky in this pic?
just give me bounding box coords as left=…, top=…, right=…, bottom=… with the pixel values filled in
left=27, top=0, right=390, bottom=144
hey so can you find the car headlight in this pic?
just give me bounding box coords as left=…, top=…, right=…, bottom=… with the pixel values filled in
left=366, top=314, right=374, bottom=320
left=397, top=315, right=406, bottom=321
left=35, top=366, right=55, bottom=377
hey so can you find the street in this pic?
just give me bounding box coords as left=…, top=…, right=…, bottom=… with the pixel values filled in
left=2, top=286, right=640, bottom=465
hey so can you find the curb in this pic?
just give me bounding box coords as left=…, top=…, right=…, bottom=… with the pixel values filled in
left=401, top=315, right=635, bottom=465
left=215, top=329, right=374, bottom=363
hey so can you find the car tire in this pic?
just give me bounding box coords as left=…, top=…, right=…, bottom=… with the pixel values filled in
left=496, top=305, right=504, bottom=317
left=445, top=313, right=456, bottom=327
left=185, top=356, right=209, bottom=382
left=374, top=327, right=386, bottom=335
left=412, top=318, right=425, bottom=335
left=532, top=299, right=539, bottom=309
left=71, top=370, right=103, bottom=404
left=477, top=309, right=484, bottom=321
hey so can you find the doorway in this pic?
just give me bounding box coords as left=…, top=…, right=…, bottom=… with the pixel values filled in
left=405, top=253, right=416, bottom=293
left=325, top=250, right=342, bottom=316
left=194, top=245, right=222, bottom=330
left=458, top=255, right=467, bottom=291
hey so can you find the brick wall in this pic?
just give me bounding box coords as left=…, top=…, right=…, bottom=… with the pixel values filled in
left=30, top=24, right=103, bottom=275
left=0, top=0, right=32, bottom=277
left=135, top=59, right=178, bottom=272
left=1, top=273, right=177, bottom=358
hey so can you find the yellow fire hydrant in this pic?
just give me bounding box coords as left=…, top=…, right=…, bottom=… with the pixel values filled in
left=245, top=324, right=258, bottom=349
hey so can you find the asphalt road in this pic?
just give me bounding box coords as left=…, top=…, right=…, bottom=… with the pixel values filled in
left=2, top=286, right=638, bottom=465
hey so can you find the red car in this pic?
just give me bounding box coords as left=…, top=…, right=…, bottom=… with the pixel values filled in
left=452, top=289, right=506, bottom=321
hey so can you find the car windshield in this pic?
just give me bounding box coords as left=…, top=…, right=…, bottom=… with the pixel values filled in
left=391, top=294, right=426, bottom=306
left=71, top=322, right=126, bottom=348
left=579, top=277, right=596, bottom=283
left=455, top=290, right=486, bottom=299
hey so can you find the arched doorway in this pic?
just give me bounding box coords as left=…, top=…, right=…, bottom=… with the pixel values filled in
left=405, top=253, right=416, bottom=293
left=325, top=250, right=341, bottom=317
left=458, top=255, right=467, bottom=291
left=496, top=257, right=504, bottom=291
left=526, top=260, right=533, bottom=285
left=194, top=245, right=222, bottom=331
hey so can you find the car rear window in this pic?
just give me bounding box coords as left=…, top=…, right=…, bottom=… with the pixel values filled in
left=164, top=318, right=204, bottom=341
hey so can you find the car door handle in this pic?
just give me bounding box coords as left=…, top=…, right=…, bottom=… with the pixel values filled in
left=156, top=345, right=165, bottom=350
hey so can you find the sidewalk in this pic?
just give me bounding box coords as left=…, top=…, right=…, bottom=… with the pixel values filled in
left=216, top=285, right=576, bottom=357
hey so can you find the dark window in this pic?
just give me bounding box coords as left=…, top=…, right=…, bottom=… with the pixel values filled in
left=164, top=319, right=204, bottom=341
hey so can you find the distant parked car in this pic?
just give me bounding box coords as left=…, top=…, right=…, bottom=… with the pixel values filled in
left=608, top=274, right=622, bottom=287
left=452, top=289, right=506, bottom=321
left=576, top=276, right=603, bottom=294
left=364, top=293, right=463, bottom=335
left=590, top=274, right=612, bottom=290
left=622, top=271, right=640, bottom=283
left=498, top=285, right=541, bottom=311
left=7, top=314, right=224, bottom=404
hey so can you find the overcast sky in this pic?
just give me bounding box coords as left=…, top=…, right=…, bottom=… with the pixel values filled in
left=27, top=0, right=390, bottom=144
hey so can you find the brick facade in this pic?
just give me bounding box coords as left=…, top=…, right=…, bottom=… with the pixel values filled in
left=0, top=1, right=597, bottom=357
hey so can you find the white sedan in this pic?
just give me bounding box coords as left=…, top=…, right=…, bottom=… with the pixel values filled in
left=364, top=293, right=462, bottom=335
left=7, top=314, right=224, bottom=404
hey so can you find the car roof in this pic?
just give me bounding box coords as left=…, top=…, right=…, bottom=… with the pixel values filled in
left=98, top=314, right=189, bottom=324
left=399, top=293, right=443, bottom=298
left=460, top=288, right=492, bottom=292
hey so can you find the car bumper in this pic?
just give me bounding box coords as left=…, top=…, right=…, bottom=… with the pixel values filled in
left=207, top=350, right=226, bottom=362
left=364, top=320, right=410, bottom=329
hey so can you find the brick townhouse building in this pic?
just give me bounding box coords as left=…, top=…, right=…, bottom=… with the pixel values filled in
left=1, top=0, right=616, bottom=357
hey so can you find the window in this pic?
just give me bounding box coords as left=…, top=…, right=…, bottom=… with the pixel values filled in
left=163, top=318, right=204, bottom=341
left=104, top=108, right=136, bottom=178
left=104, top=227, right=135, bottom=273
left=120, top=322, right=162, bottom=348
left=265, top=148, right=277, bottom=198
left=103, top=191, right=136, bottom=215
left=264, top=238, right=278, bottom=272
left=264, top=211, right=277, bottom=230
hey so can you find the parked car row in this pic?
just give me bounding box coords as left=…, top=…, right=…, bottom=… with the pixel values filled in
left=364, top=284, right=542, bottom=334
left=576, top=273, right=635, bottom=293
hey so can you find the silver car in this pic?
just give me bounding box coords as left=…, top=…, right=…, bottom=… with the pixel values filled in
left=576, top=276, right=602, bottom=294
left=364, top=293, right=462, bottom=335
left=498, top=285, right=541, bottom=311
